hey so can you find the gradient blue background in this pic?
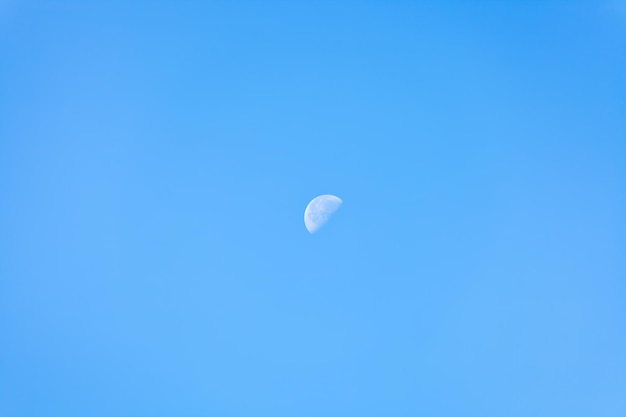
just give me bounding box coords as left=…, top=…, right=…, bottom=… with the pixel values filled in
left=1, top=1, right=625, bottom=416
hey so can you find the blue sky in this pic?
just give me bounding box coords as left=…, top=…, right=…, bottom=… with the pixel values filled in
left=1, top=1, right=625, bottom=416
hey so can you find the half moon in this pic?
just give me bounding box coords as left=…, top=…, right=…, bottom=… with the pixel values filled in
left=304, top=194, right=343, bottom=234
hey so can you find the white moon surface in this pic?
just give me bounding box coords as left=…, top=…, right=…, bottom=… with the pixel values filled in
left=304, top=194, right=343, bottom=234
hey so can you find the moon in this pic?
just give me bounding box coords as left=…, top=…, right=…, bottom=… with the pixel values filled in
left=304, top=194, right=343, bottom=234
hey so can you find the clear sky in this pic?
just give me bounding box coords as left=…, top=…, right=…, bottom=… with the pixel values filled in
left=1, top=1, right=625, bottom=416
